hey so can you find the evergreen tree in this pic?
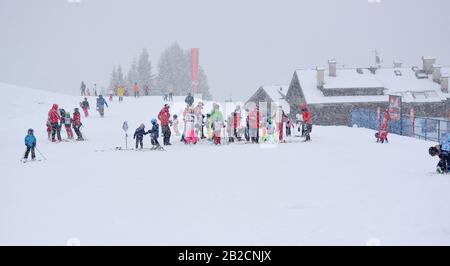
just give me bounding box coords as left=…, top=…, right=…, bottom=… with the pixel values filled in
left=156, top=42, right=191, bottom=96
left=126, top=59, right=139, bottom=90
left=137, top=48, right=154, bottom=93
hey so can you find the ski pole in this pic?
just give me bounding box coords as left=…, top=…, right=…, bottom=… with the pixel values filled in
left=35, top=147, right=47, bottom=161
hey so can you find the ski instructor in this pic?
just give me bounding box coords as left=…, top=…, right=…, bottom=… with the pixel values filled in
left=158, top=104, right=172, bottom=146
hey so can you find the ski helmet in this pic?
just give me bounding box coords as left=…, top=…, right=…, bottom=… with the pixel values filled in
left=151, top=118, right=157, bottom=124
left=28, top=128, right=34, bottom=134
left=74, top=108, right=79, bottom=112
left=429, top=146, right=438, bottom=157
left=66, top=112, right=70, bottom=117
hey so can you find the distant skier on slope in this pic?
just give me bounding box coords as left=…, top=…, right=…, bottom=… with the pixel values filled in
left=301, top=103, right=312, bottom=142
left=233, top=105, right=242, bottom=141
left=72, top=108, right=84, bottom=141
left=48, top=104, right=62, bottom=142
left=80, top=81, right=86, bottom=96
left=376, top=109, right=389, bottom=144
left=133, top=123, right=149, bottom=149
left=23, top=128, right=37, bottom=161
left=429, top=134, right=450, bottom=174
left=80, top=97, right=90, bottom=117
left=185, top=92, right=194, bottom=107
left=133, top=82, right=140, bottom=98
left=96, top=95, right=109, bottom=117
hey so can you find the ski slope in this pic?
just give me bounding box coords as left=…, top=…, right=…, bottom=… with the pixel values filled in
left=0, top=83, right=449, bottom=246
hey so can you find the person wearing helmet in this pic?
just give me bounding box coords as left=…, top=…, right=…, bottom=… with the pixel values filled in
left=24, top=129, right=37, bottom=161
left=133, top=123, right=149, bottom=149
left=96, top=94, right=109, bottom=117
left=72, top=108, right=84, bottom=141
left=172, top=114, right=180, bottom=136
left=147, top=119, right=161, bottom=149
left=48, top=104, right=62, bottom=142
left=80, top=97, right=90, bottom=117
left=63, top=112, right=74, bottom=139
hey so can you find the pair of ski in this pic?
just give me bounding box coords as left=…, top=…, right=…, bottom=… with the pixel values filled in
left=114, top=146, right=165, bottom=152
left=20, top=159, right=43, bottom=164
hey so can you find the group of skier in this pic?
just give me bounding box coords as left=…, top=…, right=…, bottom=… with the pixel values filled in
left=46, top=104, right=84, bottom=143
left=128, top=93, right=314, bottom=151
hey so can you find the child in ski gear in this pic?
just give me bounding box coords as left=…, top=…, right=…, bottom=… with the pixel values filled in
left=226, top=115, right=234, bottom=143
left=301, top=103, right=312, bottom=141
left=233, top=106, right=242, bottom=141
left=184, top=108, right=199, bottom=145
left=96, top=95, right=109, bottom=117
left=24, top=129, right=37, bottom=160
left=267, top=120, right=277, bottom=143
left=172, top=114, right=181, bottom=136
left=133, top=124, right=148, bottom=149
left=48, top=104, right=62, bottom=142
left=206, top=113, right=213, bottom=140
left=248, top=106, right=259, bottom=143
left=286, top=118, right=292, bottom=137
left=185, top=93, right=194, bottom=107
left=376, top=109, right=390, bottom=144
left=209, top=103, right=224, bottom=145
left=80, top=97, right=90, bottom=117
left=72, top=108, right=84, bottom=141
left=148, top=119, right=161, bottom=148
left=194, top=102, right=204, bottom=138
left=158, top=104, right=172, bottom=145
left=63, top=113, right=74, bottom=139
left=46, top=119, right=52, bottom=141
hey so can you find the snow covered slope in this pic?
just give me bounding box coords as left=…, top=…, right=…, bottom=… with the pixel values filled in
left=0, top=83, right=449, bottom=246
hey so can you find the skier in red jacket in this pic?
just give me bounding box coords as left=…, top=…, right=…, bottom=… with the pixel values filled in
left=301, top=103, right=312, bottom=141
left=48, top=104, right=62, bottom=142
left=376, top=109, right=389, bottom=143
left=158, top=104, right=172, bottom=145
left=72, top=108, right=84, bottom=141
left=233, top=105, right=242, bottom=141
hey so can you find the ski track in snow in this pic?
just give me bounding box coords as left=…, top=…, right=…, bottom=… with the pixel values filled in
left=0, top=83, right=449, bottom=246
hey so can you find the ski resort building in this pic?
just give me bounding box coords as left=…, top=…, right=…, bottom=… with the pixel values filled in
left=246, top=85, right=290, bottom=114
left=284, top=57, right=450, bottom=125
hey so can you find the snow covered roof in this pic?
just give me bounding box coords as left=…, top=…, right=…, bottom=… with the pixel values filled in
left=294, top=66, right=450, bottom=104
left=248, top=85, right=290, bottom=113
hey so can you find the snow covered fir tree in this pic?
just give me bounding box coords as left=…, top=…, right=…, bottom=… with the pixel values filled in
left=108, top=44, right=212, bottom=99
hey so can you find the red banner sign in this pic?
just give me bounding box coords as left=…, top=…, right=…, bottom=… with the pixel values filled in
left=388, top=95, right=402, bottom=121
left=191, top=48, right=199, bottom=94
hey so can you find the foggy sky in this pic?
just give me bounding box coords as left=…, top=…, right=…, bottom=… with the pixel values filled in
left=1, top=0, right=449, bottom=100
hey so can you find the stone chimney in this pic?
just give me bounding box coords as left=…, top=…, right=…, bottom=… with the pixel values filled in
left=441, top=74, right=449, bottom=93
left=432, top=65, right=442, bottom=83
left=422, top=56, right=437, bottom=74
left=328, top=60, right=337, bottom=77
left=316, top=67, right=325, bottom=88
left=393, top=60, right=403, bottom=68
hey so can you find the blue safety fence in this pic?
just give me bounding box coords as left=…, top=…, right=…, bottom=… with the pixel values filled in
left=351, top=109, right=450, bottom=143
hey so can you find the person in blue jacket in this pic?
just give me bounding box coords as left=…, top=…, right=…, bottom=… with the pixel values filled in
left=24, top=128, right=37, bottom=160
left=96, top=94, right=109, bottom=117
left=133, top=123, right=149, bottom=149
left=429, top=134, right=450, bottom=174
left=147, top=119, right=160, bottom=149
